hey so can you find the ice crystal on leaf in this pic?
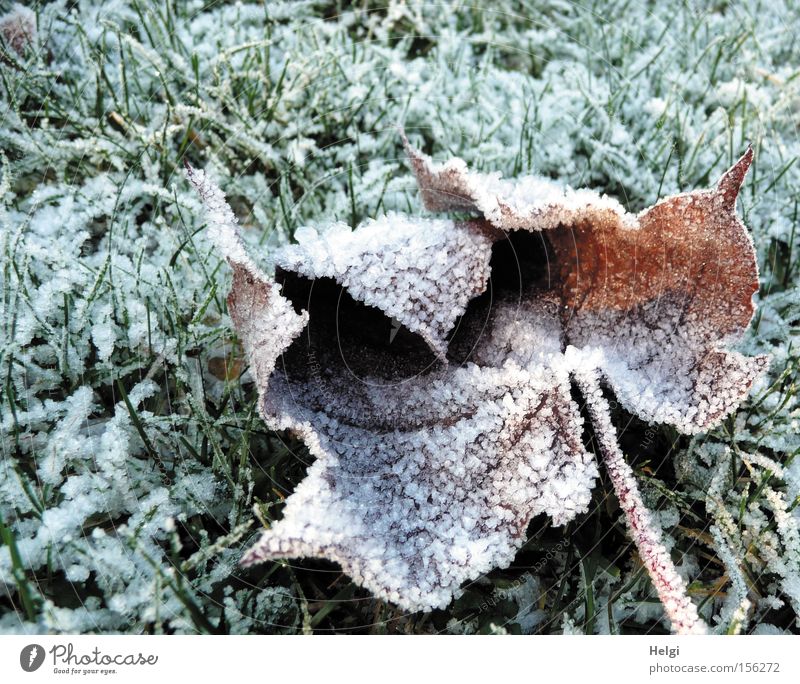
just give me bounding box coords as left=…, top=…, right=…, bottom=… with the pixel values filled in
left=188, top=134, right=767, bottom=633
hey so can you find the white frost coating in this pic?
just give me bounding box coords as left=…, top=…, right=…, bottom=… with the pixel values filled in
left=574, top=369, right=708, bottom=635
left=4, top=0, right=794, bottom=637
left=39, top=386, right=95, bottom=486
left=184, top=164, right=260, bottom=274
left=567, top=297, right=770, bottom=434
left=188, top=164, right=599, bottom=610
left=407, top=139, right=769, bottom=433
left=191, top=138, right=765, bottom=621
left=243, top=295, right=598, bottom=612
left=403, top=132, right=636, bottom=231
left=274, top=213, right=493, bottom=356
left=186, top=164, right=309, bottom=391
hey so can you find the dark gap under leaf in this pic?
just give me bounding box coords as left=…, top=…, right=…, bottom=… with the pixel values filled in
left=448, top=229, right=559, bottom=365
left=276, top=268, right=441, bottom=381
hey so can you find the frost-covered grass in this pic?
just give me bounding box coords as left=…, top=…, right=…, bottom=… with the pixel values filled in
left=0, top=0, right=798, bottom=634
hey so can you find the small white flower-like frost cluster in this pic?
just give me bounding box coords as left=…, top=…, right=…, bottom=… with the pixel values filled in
left=189, top=135, right=766, bottom=631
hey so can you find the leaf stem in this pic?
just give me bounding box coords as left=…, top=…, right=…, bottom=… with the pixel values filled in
left=575, top=370, right=708, bottom=635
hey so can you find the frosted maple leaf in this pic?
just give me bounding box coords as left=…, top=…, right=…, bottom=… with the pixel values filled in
left=187, top=135, right=767, bottom=634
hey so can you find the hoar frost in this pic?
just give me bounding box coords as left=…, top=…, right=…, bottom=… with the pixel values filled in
left=189, top=133, right=766, bottom=634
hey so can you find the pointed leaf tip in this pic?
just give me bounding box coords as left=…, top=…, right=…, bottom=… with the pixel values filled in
left=717, top=145, right=754, bottom=211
